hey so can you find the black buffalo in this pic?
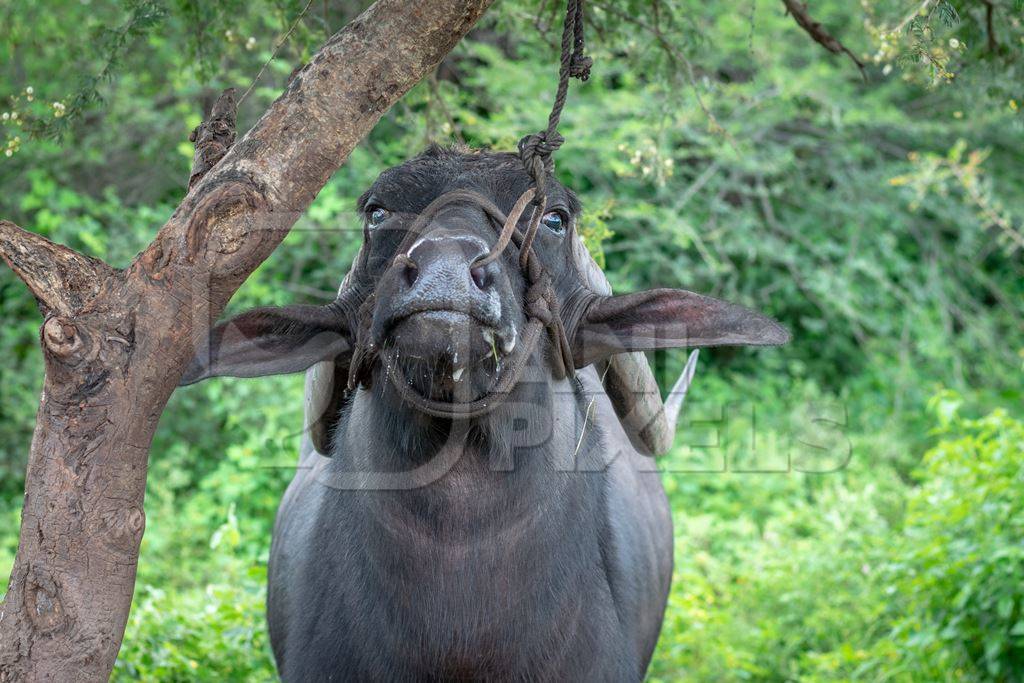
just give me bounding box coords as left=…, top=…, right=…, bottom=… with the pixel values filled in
left=182, top=146, right=788, bottom=681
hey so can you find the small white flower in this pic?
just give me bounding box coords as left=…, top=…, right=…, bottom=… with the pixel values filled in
left=25, top=86, right=33, bottom=95
left=949, top=38, right=960, bottom=49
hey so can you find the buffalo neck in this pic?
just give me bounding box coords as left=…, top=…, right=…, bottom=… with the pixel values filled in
left=326, top=357, right=602, bottom=532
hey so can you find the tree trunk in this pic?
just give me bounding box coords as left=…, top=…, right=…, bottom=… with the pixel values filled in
left=0, top=1, right=492, bottom=680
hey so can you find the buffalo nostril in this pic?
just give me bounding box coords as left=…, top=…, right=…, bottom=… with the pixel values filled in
left=470, top=264, right=490, bottom=290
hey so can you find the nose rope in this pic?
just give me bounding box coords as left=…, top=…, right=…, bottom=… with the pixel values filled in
left=346, top=187, right=576, bottom=418
left=471, top=188, right=535, bottom=269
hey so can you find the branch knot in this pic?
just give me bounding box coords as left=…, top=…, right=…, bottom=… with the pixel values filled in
left=42, top=318, right=82, bottom=360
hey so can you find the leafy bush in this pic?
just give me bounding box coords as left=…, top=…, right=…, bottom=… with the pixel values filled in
left=113, top=511, right=276, bottom=682
left=650, top=396, right=1024, bottom=681
left=882, top=397, right=1024, bottom=680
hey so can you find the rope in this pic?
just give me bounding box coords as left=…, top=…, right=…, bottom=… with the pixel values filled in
left=516, top=0, right=591, bottom=206
left=473, top=188, right=536, bottom=268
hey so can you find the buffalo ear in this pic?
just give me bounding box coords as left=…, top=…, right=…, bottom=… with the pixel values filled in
left=572, top=288, right=789, bottom=368
left=180, top=304, right=350, bottom=386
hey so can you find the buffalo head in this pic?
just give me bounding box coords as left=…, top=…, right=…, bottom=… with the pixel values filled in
left=181, top=146, right=788, bottom=453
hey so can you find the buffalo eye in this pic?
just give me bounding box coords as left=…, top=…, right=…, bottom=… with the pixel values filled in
left=541, top=210, right=567, bottom=234
left=366, top=206, right=390, bottom=227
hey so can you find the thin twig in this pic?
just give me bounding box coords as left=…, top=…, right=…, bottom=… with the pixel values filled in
left=239, top=0, right=316, bottom=106
left=780, top=0, right=867, bottom=79
left=588, top=0, right=735, bottom=146
left=888, top=0, right=937, bottom=35
left=751, top=178, right=870, bottom=344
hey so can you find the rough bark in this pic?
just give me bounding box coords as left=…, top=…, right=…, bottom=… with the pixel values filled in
left=0, top=1, right=492, bottom=680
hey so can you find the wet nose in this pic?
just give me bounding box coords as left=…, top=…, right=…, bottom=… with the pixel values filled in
left=400, top=230, right=499, bottom=297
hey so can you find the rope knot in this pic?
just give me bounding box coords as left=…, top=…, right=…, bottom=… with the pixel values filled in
left=518, top=131, right=564, bottom=171
left=569, top=53, right=592, bottom=81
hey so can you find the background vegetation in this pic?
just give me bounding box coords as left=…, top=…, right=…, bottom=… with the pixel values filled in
left=1, top=0, right=1022, bottom=679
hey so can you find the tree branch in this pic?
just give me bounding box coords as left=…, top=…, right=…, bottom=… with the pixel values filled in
left=781, top=0, right=867, bottom=79
left=980, top=0, right=997, bottom=53
left=0, top=2, right=493, bottom=680
left=0, top=220, right=113, bottom=316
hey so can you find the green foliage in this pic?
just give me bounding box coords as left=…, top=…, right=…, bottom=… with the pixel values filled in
left=651, top=400, right=1024, bottom=681
left=1, top=1, right=1023, bottom=680
left=114, top=554, right=275, bottom=681
left=885, top=398, right=1024, bottom=679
